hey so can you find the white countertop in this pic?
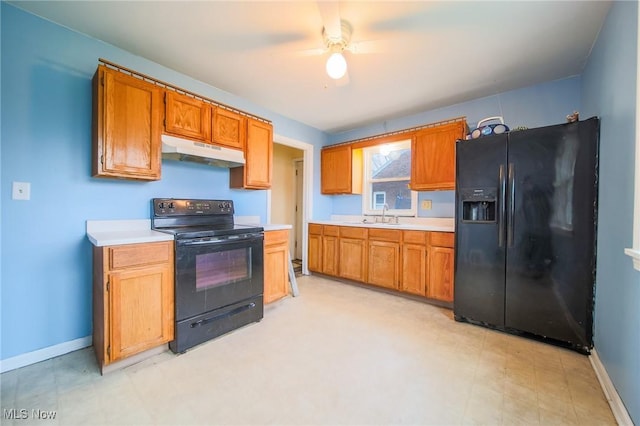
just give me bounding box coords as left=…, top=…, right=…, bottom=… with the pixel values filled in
left=87, top=218, right=293, bottom=247
left=234, top=216, right=292, bottom=232
left=86, top=219, right=174, bottom=247
left=309, top=216, right=455, bottom=233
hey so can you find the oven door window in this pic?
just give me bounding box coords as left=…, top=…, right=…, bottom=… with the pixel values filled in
left=196, top=248, right=251, bottom=291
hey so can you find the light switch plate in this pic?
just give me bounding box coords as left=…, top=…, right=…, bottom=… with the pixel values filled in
left=421, top=200, right=432, bottom=210
left=12, top=182, right=31, bottom=200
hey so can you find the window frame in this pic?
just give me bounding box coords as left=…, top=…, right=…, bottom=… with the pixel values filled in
left=361, top=140, right=417, bottom=217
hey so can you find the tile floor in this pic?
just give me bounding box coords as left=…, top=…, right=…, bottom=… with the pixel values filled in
left=1, top=275, right=617, bottom=425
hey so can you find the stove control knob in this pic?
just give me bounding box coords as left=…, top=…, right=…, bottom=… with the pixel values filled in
left=168, top=202, right=175, bottom=209
left=158, top=202, right=165, bottom=209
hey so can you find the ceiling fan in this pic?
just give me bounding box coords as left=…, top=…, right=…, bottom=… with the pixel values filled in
left=312, top=1, right=384, bottom=85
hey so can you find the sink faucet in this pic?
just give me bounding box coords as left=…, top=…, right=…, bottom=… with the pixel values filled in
left=381, top=203, right=389, bottom=223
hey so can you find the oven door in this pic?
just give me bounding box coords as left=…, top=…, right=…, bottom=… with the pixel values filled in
left=174, top=233, right=264, bottom=321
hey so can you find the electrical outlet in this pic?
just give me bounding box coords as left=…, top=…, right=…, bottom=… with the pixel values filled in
left=421, top=200, right=432, bottom=210
left=12, top=182, right=31, bottom=200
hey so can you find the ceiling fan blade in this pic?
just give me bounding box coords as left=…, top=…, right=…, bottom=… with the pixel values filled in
left=292, top=47, right=327, bottom=57
left=317, top=1, right=342, bottom=41
left=346, top=39, right=390, bottom=55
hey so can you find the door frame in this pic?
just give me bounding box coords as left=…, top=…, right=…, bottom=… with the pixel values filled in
left=267, top=134, right=314, bottom=275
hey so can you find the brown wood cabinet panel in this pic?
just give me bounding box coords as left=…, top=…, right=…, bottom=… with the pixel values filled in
left=402, top=243, right=427, bottom=296
left=323, top=225, right=340, bottom=237
left=164, top=91, right=211, bottom=141
left=264, top=230, right=290, bottom=304
left=411, top=121, right=465, bottom=190
left=368, top=228, right=401, bottom=242
left=338, top=237, right=367, bottom=282
left=367, top=240, right=400, bottom=290
left=230, top=118, right=272, bottom=189
left=213, top=107, right=245, bottom=150
left=92, top=65, right=162, bottom=180
left=109, top=243, right=171, bottom=270
left=402, top=230, right=427, bottom=245
left=109, top=264, right=174, bottom=361
left=322, top=235, right=339, bottom=276
left=339, top=226, right=368, bottom=239
left=321, top=145, right=362, bottom=194
left=428, top=246, right=454, bottom=302
left=308, top=232, right=322, bottom=272
left=309, top=223, right=323, bottom=235
left=430, top=232, right=455, bottom=248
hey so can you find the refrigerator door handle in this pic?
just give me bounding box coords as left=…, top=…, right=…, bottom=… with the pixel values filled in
left=507, top=163, right=515, bottom=247
left=499, top=164, right=506, bottom=247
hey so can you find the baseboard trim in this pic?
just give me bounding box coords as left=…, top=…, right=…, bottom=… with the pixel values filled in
left=590, top=348, right=635, bottom=426
left=0, top=336, right=92, bottom=373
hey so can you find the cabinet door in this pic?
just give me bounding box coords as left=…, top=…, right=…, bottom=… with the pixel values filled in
left=322, top=235, right=339, bottom=276
left=368, top=241, right=400, bottom=290
left=213, top=107, right=245, bottom=150
left=428, top=246, right=454, bottom=302
left=339, top=237, right=367, bottom=282
left=264, top=243, right=289, bottom=304
left=321, top=146, right=362, bottom=194
left=108, top=264, right=174, bottom=362
left=230, top=118, right=272, bottom=189
left=411, top=121, right=465, bottom=190
left=402, top=243, right=427, bottom=296
left=264, top=230, right=289, bottom=304
left=93, top=66, right=163, bottom=180
left=164, top=91, right=211, bottom=141
left=308, top=233, right=322, bottom=272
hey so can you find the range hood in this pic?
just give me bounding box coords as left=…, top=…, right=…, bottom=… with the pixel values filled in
left=161, top=134, right=245, bottom=168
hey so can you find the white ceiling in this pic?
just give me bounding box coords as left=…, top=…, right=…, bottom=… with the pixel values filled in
left=10, top=1, right=612, bottom=134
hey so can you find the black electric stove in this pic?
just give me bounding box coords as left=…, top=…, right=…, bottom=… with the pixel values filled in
left=151, top=198, right=264, bottom=353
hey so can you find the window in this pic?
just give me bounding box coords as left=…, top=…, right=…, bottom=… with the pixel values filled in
left=362, top=140, right=417, bottom=216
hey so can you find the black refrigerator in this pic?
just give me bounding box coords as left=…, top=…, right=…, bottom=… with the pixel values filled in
left=453, top=117, right=599, bottom=354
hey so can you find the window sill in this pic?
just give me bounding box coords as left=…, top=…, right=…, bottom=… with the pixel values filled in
left=624, top=248, right=640, bottom=271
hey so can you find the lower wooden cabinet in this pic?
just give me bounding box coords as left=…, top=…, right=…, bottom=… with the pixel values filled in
left=308, top=223, right=455, bottom=304
left=427, top=232, right=455, bottom=302
left=401, top=231, right=428, bottom=296
left=264, top=229, right=290, bottom=304
left=338, top=227, right=367, bottom=282
left=93, top=241, right=174, bottom=373
left=367, top=229, right=401, bottom=290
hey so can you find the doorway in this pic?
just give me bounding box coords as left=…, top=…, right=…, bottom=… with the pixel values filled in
left=269, top=136, right=313, bottom=275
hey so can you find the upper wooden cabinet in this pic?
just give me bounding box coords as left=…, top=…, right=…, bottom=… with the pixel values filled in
left=321, top=145, right=363, bottom=195
left=411, top=121, right=466, bottom=190
left=164, top=91, right=211, bottom=142
left=213, top=107, right=245, bottom=150
left=92, top=65, right=163, bottom=180
left=230, top=118, right=273, bottom=189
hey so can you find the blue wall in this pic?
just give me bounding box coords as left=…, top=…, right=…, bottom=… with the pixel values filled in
left=329, top=77, right=582, bottom=218
left=582, top=1, right=640, bottom=423
left=0, top=3, right=328, bottom=360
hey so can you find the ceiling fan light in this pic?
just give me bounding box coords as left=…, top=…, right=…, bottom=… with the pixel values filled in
left=326, top=52, right=347, bottom=79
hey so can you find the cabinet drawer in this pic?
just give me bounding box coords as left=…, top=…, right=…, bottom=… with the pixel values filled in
left=265, top=229, right=289, bottom=245
left=430, top=232, right=454, bottom=248
left=109, top=242, right=172, bottom=270
left=323, top=225, right=340, bottom=237
left=340, top=226, right=367, bottom=239
left=309, top=223, right=323, bottom=235
left=403, top=230, right=427, bottom=245
left=368, top=228, right=401, bottom=242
